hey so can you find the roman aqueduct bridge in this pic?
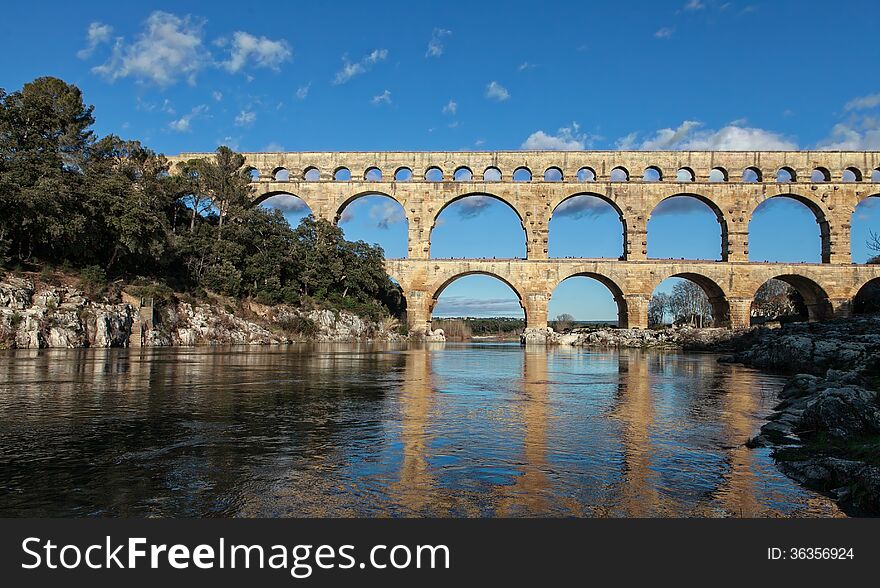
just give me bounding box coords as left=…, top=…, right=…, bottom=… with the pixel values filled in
left=169, top=150, right=880, bottom=333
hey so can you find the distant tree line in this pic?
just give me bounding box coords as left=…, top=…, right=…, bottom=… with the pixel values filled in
left=0, top=77, right=404, bottom=320
left=433, top=317, right=524, bottom=339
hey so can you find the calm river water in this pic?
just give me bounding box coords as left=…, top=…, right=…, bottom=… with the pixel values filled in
left=0, top=343, right=842, bottom=517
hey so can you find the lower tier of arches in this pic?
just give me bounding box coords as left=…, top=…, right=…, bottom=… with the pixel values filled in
left=385, top=259, right=880, bottom=334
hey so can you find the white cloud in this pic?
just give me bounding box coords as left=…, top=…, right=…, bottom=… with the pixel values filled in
left=296, top=83, right=311, bottom=99
left=261, top=195, right=308, bottom=214
left=234, top=110, right=256, bottom=127
left=486, top=81, right=509, bottom=101
left=168, top=104, right=208, bottom=132
left=844, top=93, right=880, bottom=112
left=221, top=31, right=291, bottom=73
left=333, top=49, right=388, bottom=84
left=518, top=61, right=536, bottom=71
left=212, top=90, right=223, bottom=101
left=683, top=0, right=705, bottom=10
left=371, top=90, right=392, bottom=105
left=370, top=201, right=406, bottom=228
left=554, top=196, right=614, bottom=219
left=816, top=121, right=880, bottom=150
left=654, top=27, right=674, bottom=39
left=625, top=120, right=797, bottom=150
left=77, top=22, right=113, bottom=59
left=442, top=100, right=457, bottom=115
left=522, top=122, right=589, bottom=150
left=93, top=11, right=208, bottom=86
left=426, top=28, right=451, bottom=57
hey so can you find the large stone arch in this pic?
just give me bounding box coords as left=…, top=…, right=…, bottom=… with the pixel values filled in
left=747, top=192, right=832, bottom=264
left=848, top=191, right=880, bottom=264
left=646, top=192, right=729, bottom=262
left=332, top=190, right=409, bottom=224
left=252, top=189, right=317, bottom=220
left=429, top=192, right=528, bottom=258
left=428, top=270, right=527, bottom=326
left=552, top=270, right=629, bottom=327
left=648, top=270, right=732, bottom=327
left=747, top=273, right=833, bottom=322
left=549, top=192, right=627, bottom=260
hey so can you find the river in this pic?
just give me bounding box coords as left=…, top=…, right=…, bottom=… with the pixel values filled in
left=0, top=343, right=842, bottom=517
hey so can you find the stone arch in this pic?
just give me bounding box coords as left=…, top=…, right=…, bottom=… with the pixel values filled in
left=676, top=167, right=695, bottom=182
left=334, top=191, right=410, bottom=258
left=549, top=192, right=626, bottom=259
left=394, top=166, right=413, bottom=181
left=577, top=167, right=596, bottom=182
left=253, top=190, right=315, bottom=225
left=709, top=167, right=728, bottom=182
left=610, top=166, right=629, bottom=182
left=750, top=274, right=833, bottom=321
left=543, top=166, right=563, bottom=182
left=333, top=166, right=351, bottom=181
left=244, top=166, right=260, bottom=181
left=303, top=166, right=321, bottom=181
left=650, top=271, right=731, bottom=327
left=843, top=167, right=862, bottom=182
left=513, top=166, right=532, bottom=182
left=775, top=166, right=796, bottom=183
left=272, top=166, right=290, bottom=181
left=484, top=166, right=502, bottom=181
left=850, top=192, right=880, bottom=263
left=334, top=190, right=408, bottom=223
left=873, top=168, right=880, bottom=182
left=252, top=189, right=317, bottom=212
left=811, top=167, right=831, bottom=182
left=429, top=192, right=527, bottom=257
left=364, top=166, right=383, bottom=181
left=643, top=166, right=662, bottom=182
left=454, top=166, right=473, bottom=181
left=853, top=277, right=880, bottom=315
left=647, top=192, right=729, bottom=261
left=429, top=271, right=527, bottom=322
left=425, top=166, right=444, bottom=182
left=742, top=166, right=762, bottom=182
left=552, top=271, right=629, bottom=327
left=748, top=193, right=831, bottom=263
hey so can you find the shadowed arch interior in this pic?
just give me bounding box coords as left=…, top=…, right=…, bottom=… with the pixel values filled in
left=754, top=274, right=833, bottom=321
left=853, top=277, right=880, bottom=315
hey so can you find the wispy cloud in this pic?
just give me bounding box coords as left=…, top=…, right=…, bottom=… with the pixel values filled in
left=77, top=22, right=113, bottom=59
left=442, top=99, right=457, bottom=115
left=371, top=90, right=392, bottom=105
left=333, top=49, right=388, bottom=84
left=620, top=120, right=797, bottom=150
left=554, top=196, right=615, bottom=219
left=92, top=11, right=208, bottom=86
left=426, top=28, right=451, bottom=57
left=296, top=83, right=311, bottom=99
left=652, top=195, right=713, bottom=216
left=220, top=31, right=291, bottom=73
left=522, top=122, right=590, bottom=150
left=261, top=195, right=309, bottom=214
left=683, top=0, right=705, bottom=10
left=485, top=81, right=509, bottom=101
left=844, top=93, right=880, bottom=112
left=654, top=27, right=674, bottom=39
left=455, top=195, right=494, bottom=218
left=234, top=110, right=256, bottom=127
left=168, top=104, right=208, bottom=132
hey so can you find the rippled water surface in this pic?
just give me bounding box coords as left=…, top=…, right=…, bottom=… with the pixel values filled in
left=0, top=343, right=842, bottom=517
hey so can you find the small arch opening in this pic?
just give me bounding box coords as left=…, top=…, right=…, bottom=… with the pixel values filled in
left=303, top=167, right=321, bottom=181
left=709, top=167, right=728, bottom=183
left=543, top=167, right=563, bottom=182
left=513, top=167, right=532, bottom=182
left=454, top=166, right=473, bottom=181
left=245, top=167, right=260, bottom=181
left=775, top=167, right=796, bottom=183
left=810, top=167, right=831, bottom=182
left=425, top=166, right=444, bottom=182
left=394, top=167, right=413, bottom=182
left=842, top=168, right=861, bottom=182
left=873, top=169, right=880, bottom=183
left=742, top=167, right=762, bottom=183
left=676, top=167, right=695, bottom=182
left=610, top=166, right=629, bottom=182
left=483, top=166, right=502, bottom=182
left=334, top=167, right=351, bottom=181
left=642, top=166, right=662, bottom=182
left=364, top=167, right=383, bottom=181
left=272, top=167, right=290, bottom=181
left=576, top=167, right=596, bottom=182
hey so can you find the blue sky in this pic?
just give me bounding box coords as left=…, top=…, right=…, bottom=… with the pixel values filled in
left=2, top=0, right=880, bottom=320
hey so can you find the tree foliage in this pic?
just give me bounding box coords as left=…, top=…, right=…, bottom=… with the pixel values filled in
left=0, top=76, right=403, bottom=320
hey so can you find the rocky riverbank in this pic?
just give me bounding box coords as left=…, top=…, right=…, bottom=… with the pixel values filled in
left=720, top=315, right=880, bottom=515
left=520, top=324, right=749, bottom=350
left=0, top=273, right=403, bottom=348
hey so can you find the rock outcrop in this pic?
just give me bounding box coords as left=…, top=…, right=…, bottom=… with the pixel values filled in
left=520, top=324, right=743, bottom=349
left=0, top=274, right=403, bottom=348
